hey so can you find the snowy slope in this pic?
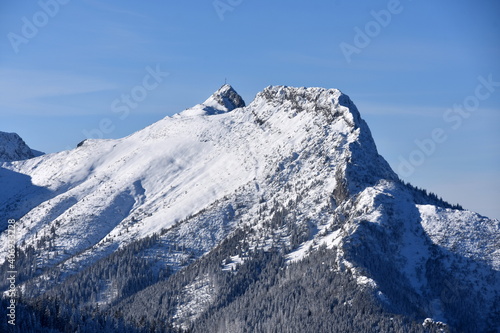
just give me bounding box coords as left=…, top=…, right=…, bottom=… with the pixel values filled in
left=0, top=85, right=380, bottom=270
left=0, top=84, right=498, bottom=331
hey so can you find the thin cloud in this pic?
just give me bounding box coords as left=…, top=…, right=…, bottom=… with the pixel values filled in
left=0, top=68, right=117, bottom=115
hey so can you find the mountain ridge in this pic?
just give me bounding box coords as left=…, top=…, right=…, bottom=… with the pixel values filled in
left=1, top=85, right=498, bottom=332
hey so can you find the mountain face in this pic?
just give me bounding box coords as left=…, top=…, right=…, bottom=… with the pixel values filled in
left=1, top=85, right=499, bottom=332
left=0, top=131, right=42, bottom=162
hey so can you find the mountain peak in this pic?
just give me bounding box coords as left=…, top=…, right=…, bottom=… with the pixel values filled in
left=251, top=85, right=363, bottom=129
left=202, top=84, right=245, bottom=112
left=178, top=84, right=246, bottom=117
left=0, top=131, right=42, bottom=162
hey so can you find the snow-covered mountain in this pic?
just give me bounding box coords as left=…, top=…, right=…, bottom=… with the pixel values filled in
left=0, top=131, right=43, bottom=162
left=1, top=85, right=498, bottom=332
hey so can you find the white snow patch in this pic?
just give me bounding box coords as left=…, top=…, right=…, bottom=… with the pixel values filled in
left=173, top=275, right=216, bottom=329
left=418, top=205, right=500, bottom=270
left=286, top=228, right=342, bottom=263
left=222, top=255, right=246, bottom=272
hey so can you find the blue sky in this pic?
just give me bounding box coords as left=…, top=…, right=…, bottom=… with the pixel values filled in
left=1, top=0, right=499, bottom=219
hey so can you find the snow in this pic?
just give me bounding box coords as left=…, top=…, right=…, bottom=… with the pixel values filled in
left=222, top=255, right=246, bottom=272
left=418, top=204, right=500, bottom=270
left=173, top=275, right=215, bottom=329
left=178, top=84, right=245, bottom=117
left=356, top=275, right=377, bottom=288
left=0, top=131, right=41, bottom=162
left=1, top=84, right=499, bottom=328
left=286, top=228, right=342, bottom=263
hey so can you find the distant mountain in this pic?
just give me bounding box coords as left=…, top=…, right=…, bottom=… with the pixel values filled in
left=0, top=85, right=498, bottom=332
left=0, top=131, right=43, bottom=162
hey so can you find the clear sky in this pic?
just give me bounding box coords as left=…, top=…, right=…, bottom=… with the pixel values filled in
left=1, top=0, right=499, bottom=219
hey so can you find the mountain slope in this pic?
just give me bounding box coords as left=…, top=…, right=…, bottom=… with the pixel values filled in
left=0, top=131, right=42, bottom=162
left=1, top=85, right=498, bottom=332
